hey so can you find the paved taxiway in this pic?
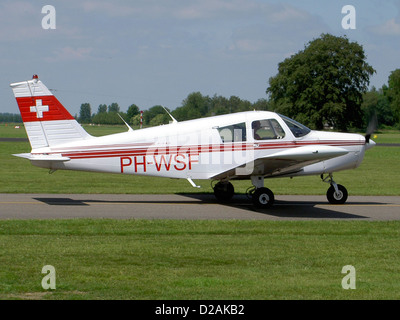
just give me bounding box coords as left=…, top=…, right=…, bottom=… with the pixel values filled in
left=1, top=193, right=400, bottom=220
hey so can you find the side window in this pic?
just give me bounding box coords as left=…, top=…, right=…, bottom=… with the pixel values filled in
left=218, top=122, right=246, bottom=143
left=252, top=119, right=285, bottom=140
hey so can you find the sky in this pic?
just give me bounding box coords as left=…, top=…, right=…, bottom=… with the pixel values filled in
left=1, top=0, right=400, bottom=116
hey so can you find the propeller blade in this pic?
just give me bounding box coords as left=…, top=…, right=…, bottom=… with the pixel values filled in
left=365, top=112, right=377, bottom=143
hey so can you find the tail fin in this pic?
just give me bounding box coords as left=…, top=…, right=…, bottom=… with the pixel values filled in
left=10, top=75, right=91, bottom=149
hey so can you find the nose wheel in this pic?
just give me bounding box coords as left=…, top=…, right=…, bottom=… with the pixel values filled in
left=322, top=174, right=348, bottom=204
left=326, top=184, right=348, bottom=204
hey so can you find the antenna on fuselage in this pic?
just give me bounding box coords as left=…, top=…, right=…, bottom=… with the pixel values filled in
left=117, top=113, right=134, bottom=132
left=162, top=106, right=178, bottom=124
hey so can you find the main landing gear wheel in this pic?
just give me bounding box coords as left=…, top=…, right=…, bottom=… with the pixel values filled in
left=326, top=184, right=348, bottom=204
left=213, top=181, right=234, bottom=202
left=252, top=187, right=275, bottom=208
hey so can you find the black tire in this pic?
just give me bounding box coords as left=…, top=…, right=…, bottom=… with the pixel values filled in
left=252, top=187, right=274, bottom=208
left=213, top=181, right=234, bottom=202
left=326, top=184, right=348, bottom=204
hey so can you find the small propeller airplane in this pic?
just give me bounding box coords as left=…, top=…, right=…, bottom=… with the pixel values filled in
left=10, top=75, right=376, bottom=208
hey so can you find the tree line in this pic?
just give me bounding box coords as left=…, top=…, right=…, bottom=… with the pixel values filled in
left=76, top=94, right=270, bottom=127
left=0, top=113, right=22, bottom=123
left=76, top=34, right=399, bottom=131
left=2, top=34, right=399, bottom=131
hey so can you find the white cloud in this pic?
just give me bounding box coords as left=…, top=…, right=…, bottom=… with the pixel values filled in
left=81, top=1, right=140, bottom=17
left=174, top=0, right=258, bottom=19
left=45, top=47, right=94, bottom=62
left=268, top=3, right=310, bottom=23
left=79, top=0, right=310, bottom=23
left=0, top=0, right=36, bottom=17
left=0, top=1, right=40, bottom=41
left=0, top=1, right=85, bottom=42
left=226, top=4, right=329, bottom=57
left=371, top=18, right=400, bottom=36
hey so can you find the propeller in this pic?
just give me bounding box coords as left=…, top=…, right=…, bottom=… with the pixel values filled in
left=365, top=112, right=377, bottom=144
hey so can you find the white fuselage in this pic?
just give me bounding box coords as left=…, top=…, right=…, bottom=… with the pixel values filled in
left=28, top=111, right=370, bottom=181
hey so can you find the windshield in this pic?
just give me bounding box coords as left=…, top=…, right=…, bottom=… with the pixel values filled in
left=279, top=114, right=311, bottom=138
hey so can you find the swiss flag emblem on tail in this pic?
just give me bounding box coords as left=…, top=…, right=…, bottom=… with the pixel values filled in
left=16, top=95, right=75, bottom=122
left=10, top=75, right=75, bottom=123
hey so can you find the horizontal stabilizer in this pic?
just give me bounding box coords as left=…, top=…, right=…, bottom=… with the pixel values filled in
left=13, top=153, right=70, bottom=162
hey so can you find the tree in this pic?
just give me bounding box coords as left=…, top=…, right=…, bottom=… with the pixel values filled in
left=209, top=95, right=229, bottom=115
left=172, top=92, right=210, bottom=121
left=131, top=114, right=142, bottom=127
left=108, top=103, right=120, bottom=113
left=267, top=34, right=375, bottom=131
left=150, top=113, right=169, bottom=126
left=79, top=103, right=91, bottom=123
left=361, top=87, right=393, bottom=128
left=387, top=69, right=400, bottom=124
left=97, top=104, right=107, bottom=114
left=252, top=98, right=270, bottom=111
left=0, top=113, right=22, bottom=122
left=143, top=105, right=169, bottom=125
left=91, top=111, right=108, bottom=124
left=127, top=104, right=140, bottom=124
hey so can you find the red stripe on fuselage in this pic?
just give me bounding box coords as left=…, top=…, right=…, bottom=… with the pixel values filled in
left=31, top=140, right=364, bottom=160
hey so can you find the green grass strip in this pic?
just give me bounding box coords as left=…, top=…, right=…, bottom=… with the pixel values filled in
left=1, top=219, right=399, bottom=300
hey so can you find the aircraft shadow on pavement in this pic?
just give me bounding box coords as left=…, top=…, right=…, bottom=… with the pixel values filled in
left=247, top=201, right=367, bottom=219
left=33, top=194, right=377, bottom=219
left=34, top=198, right=90, bottom=206
left=34, top=197, right=210, bottom=206
left=185, top=194, right=370, bottom=219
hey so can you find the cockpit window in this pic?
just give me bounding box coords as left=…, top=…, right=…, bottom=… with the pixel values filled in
left=252, top=119, right=285, bottom=140
left=218, top=122, right=246, bottom=143
left=279, top=114, right=311, bottom=138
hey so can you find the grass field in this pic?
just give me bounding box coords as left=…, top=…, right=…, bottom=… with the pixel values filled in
left=1, top=219, right=400, bottom=300
left=1, top=123, right=399, bottom=300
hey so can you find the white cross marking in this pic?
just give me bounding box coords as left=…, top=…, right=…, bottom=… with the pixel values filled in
left=30, top=99, right=49, bottom=119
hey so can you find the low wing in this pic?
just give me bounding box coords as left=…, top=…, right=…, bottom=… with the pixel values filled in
left=210, top=145, right=348, bottom=180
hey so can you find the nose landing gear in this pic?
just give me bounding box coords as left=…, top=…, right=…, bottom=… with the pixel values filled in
left=322, top=174, right=348, bottom=204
